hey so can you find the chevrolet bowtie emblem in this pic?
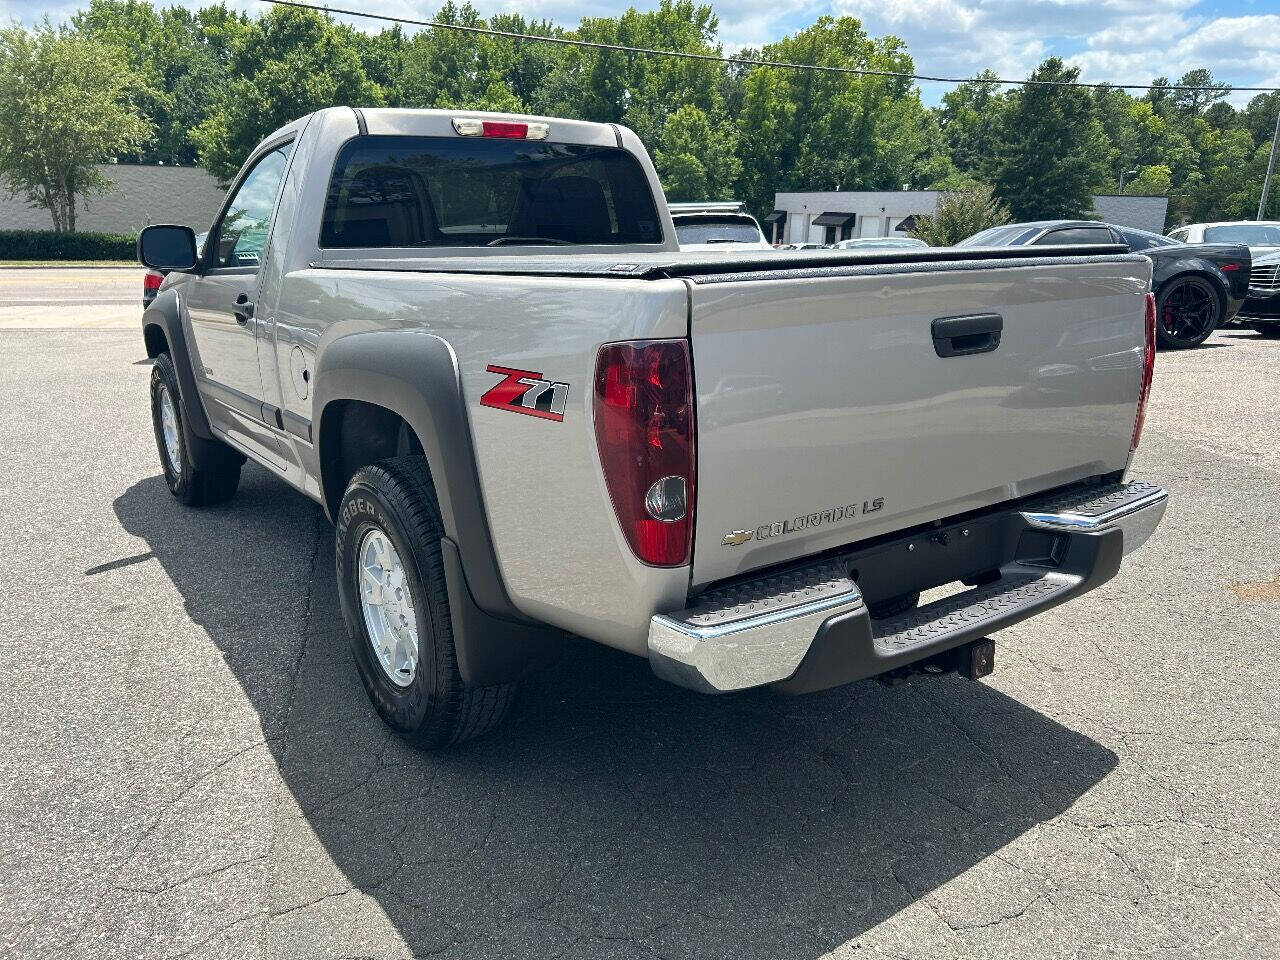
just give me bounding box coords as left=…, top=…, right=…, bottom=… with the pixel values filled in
left=722, top=530, right=754, bottom=546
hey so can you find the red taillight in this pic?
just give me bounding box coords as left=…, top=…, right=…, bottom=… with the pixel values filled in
left=143, top=270, right=163, bottom=293
left=1220, top=262, right=1240, bottom=272
left=1131, top=292, right=1156, bottom=451
left=594, top=340, right=695, bottom=567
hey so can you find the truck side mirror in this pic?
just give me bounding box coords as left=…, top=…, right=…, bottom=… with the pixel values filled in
left=138, top=224, right=199, bottom=271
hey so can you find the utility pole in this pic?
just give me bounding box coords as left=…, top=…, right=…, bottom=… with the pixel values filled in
left=1258, top=104, right=1280, bottom=221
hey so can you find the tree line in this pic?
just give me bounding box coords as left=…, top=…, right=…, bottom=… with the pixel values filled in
left=1, top=0, right=1277, bottom=233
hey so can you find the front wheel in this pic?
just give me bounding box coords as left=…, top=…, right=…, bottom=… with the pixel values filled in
left=150, top=352, right=241, bottom=506
left=1155, top=276, right=1221, bottom=349
left=335, top=456, right=515, bottom=748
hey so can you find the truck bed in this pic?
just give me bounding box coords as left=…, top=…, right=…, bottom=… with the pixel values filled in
left=312, top=244, right=1151, bottom=594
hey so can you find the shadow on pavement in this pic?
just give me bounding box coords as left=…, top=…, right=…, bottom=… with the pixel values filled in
left=114, top=467, right=1116, bottom=959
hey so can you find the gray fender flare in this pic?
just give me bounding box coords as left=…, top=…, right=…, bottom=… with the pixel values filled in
left=313, top=330, right=561, bottom=685
left=141, top=289, right=242, bottom=471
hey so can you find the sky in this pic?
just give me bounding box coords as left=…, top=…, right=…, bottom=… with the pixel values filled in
left=10, top=0, right=1280, bottom=105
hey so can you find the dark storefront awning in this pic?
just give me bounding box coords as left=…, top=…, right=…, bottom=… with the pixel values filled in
left=811, top=211, right=856, bottom=228
left=763, top=210, right=787, bottom=223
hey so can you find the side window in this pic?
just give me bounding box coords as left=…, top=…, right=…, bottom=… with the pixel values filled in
left=213, top=144, right=293, bottom=269
left=1119, top=228, right=1155, bottom=251
left=1036, top=227, right=1115, bottom=246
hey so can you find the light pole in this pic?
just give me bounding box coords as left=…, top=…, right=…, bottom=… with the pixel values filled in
left=1258, top=105, right=1280, bottom=221
left=1118, top=168, right=1138, bottom=193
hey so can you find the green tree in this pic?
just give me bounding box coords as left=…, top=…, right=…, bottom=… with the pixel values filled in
left=1170, top=68, right=1230, bottom=116
left=484, top=14, right=569, bottom=115
left=909, top=183, right=1009, bottom=245
left=992, top=58, right=1108, bottom=220
left=734, top=17, right=948, bottom=214
left=399, top=4, right=523, bottom=112
left=541, top=0, right=728, bottom=147
left=0, top=22, right=153, bottom=231
left=1242, top=92, right=1280, bottom=148
left=193, top=6, right=382, bottom=182
left=1093, top=90, right=1198, bottom=193
left=73, top=0, right=248, bottom=165
left=1122, top=164, right=1171, bottom=196
left=935, top=72, right=1008, bottom=179
left=1182, top=128, right=1271, bottom=221
left=342, top=24, right=409, bottom=106
left=654, top=104, right=741, bottom=200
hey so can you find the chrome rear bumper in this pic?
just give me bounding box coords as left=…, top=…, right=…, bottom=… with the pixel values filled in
left=1019, top=480, right=1167, bottom=556
left=648, top=480, right=1167, bottom=694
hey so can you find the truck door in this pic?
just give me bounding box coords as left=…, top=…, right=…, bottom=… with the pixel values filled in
left=185, top=141, right=293, bottom=460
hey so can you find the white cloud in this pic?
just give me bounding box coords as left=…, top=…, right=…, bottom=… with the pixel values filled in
left=833, top=0, right=1280, bottom=103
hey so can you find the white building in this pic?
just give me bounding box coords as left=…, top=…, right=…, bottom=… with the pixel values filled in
left=766, top=191, right=1170, bottom=245
left=0, top=163, right=226, bottom=234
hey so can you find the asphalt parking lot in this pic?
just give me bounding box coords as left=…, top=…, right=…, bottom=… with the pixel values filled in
left=1, top=269, right=1277, bottom=959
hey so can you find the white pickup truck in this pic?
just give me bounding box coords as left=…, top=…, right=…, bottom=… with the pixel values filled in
left=138, top=107, right=1167, bottom=747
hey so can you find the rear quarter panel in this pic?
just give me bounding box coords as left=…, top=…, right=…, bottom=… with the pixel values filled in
left=1152, top=243, right=1251, bottom=309
left=276, top=269, right=693, bottom=653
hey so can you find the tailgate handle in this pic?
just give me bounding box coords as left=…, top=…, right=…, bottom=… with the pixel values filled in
left=932, top=313, right=1003, bottom=357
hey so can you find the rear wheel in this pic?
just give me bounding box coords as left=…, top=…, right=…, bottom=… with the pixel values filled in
left=150, top=352, right=241, bottom=506
left=1155, top=276, right=1221, bottom=349
left=336, top=456, right=515, bottom=748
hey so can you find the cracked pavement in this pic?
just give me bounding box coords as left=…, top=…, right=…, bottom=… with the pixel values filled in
left=1, top=321, right=1278, bottom=959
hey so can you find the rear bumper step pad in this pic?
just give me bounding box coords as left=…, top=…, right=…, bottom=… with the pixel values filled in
left=872, top=572, right=1073, bottom=654
left=648, top=479, right=1167, bottom=694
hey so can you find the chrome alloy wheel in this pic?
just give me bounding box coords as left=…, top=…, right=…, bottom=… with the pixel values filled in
left=358, top=528, right=419, bottom=687
left=158, top=382, right=183, bottom=478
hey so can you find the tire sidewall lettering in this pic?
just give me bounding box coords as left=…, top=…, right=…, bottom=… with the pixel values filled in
left=337, top=480, right=432, bottom=729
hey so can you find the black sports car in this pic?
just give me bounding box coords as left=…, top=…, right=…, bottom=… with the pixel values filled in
left=958, top=221, right=1251, bottom=349
left=1235, top=248, right=1280, bottom=338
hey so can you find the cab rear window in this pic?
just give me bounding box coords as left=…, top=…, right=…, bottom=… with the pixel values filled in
left=320, top=135, right=663, bottom=248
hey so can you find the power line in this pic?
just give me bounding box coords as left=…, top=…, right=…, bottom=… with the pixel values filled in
left=261, top=0, right=1280, bottom=94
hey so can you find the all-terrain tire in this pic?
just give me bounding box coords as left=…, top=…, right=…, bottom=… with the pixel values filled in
left=150, top=352, right=241, bottom=506
left=335, top=456, right=515, bottom=748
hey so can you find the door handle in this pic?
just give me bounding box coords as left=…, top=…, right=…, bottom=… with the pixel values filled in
left=234, top=294, right=255, bottom=324
left=931, top=313, right=1002, bottom=357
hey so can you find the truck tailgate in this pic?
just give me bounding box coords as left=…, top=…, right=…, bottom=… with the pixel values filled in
left=688, top=256, right=1152, bottom=587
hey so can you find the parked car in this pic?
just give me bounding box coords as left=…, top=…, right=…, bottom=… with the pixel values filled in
left=137, top=107, right=1166, bottom=746
left=783, top=242, right=829, bottom=250
left=831, top=237, right=928, bottom=250
left=958, top=220, right=1250, bottom=349
left=142, top=268, right=164, bottom=307
left=668, top=201, right=772, bottom=251
left=1235, top=248, right=1280, bottom=337
left=1167, top=221, right=1280, bottom=258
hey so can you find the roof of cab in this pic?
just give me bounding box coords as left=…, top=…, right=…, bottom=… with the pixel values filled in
left=349, top=107, right=624, bottom=148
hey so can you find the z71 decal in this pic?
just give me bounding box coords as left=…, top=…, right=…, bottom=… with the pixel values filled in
left=480, top=365, right=569, bottom=422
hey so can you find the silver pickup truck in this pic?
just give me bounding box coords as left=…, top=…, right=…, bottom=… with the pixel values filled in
left=138, top=107, right=1167, bottom=747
